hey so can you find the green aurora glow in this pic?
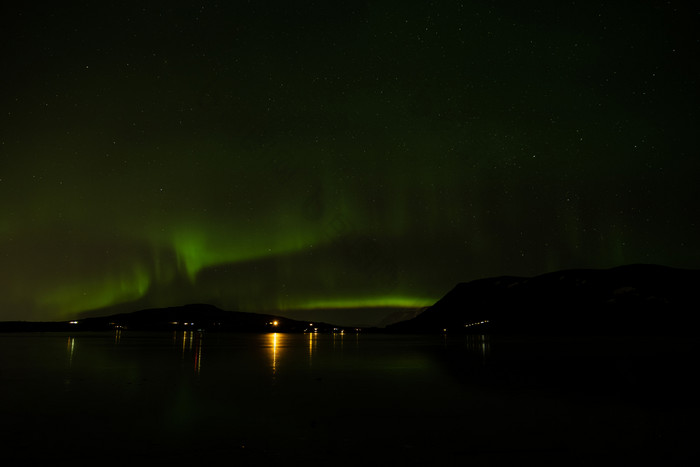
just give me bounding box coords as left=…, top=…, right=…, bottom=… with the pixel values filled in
left=1, top=2, right=698, bottom=324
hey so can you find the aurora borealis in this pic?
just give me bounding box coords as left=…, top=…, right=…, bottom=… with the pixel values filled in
left=1, top=2, right=699, bottom=325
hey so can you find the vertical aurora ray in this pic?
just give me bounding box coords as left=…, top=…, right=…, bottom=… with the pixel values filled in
left=167, top=210, right=333, bottom=282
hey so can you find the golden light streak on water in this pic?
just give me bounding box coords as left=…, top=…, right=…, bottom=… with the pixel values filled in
left=67, top=337, right=75, bottom=368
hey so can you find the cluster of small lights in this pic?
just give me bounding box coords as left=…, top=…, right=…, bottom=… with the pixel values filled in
left=464, top=320, right=489, bottom=328
left=443, top=320, right=490, bottom=333
left=303, top=324, right=362, bottom=334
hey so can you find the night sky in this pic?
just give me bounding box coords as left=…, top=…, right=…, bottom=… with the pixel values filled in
left=2, top=1, right=699, bottom=325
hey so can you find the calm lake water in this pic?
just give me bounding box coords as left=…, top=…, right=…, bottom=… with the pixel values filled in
left=0, top=331, right=695, bottom=465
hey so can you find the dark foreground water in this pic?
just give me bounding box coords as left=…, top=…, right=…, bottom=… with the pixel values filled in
left=0, top=331, right=696, bottom=465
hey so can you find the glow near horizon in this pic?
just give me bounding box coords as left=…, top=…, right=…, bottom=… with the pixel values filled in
left=292, top=296, right=432, bottom=310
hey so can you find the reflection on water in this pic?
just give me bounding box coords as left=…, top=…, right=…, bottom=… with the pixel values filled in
left=172, top=330, right=204, bottom=374
left=64, top=336, right=76, bottom=390
left=266, top=332, right=285, bottom=379
left=269, top=332, right=278, bottom=374
left=308, top=331, right=317, bottom=365
left=66, top=336, right=75, bottom=368
left=194, top=334, right=202, bottom=374
left=464, top=334, right=490, bottom=359
left=3, top=332, right=693, bottom=464
left=332, top=331, right=344, bottom=353
left=61, top=331, right=490, bottom=380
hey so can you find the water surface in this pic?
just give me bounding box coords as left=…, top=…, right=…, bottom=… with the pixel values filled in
left=0, top=332, right=694, bottom=464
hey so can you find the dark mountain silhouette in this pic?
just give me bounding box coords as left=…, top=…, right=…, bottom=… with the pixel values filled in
left=0, top=304, right=340, bottom=333
left=3, top=264, right=696, bottom=334
left=387, top=264, right=699, bottom=335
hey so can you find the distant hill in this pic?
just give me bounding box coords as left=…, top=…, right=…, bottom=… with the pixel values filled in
left=386, top=264, right=699, bottom=335
left=0, top=304, right=342, bottom=333
left=3, top=265, right=697, bottom=334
